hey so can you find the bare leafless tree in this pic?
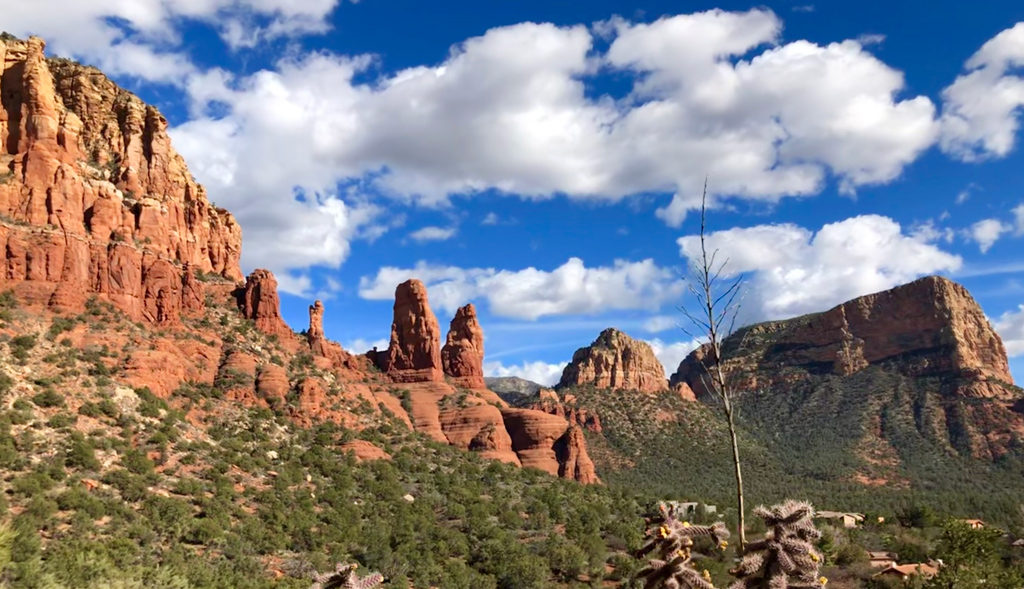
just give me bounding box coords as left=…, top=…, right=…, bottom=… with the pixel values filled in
left=678, top=179, right=747, bottom=552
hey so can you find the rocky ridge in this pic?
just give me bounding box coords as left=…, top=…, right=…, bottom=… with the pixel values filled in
left=0, top=37, right=241, bottom=324
left=0, top=36, right=598, bottom=485
left=559, top=328, right=668, bottom=393
left=670, top=276, right=1016, bottom=401
left=668, top=275, right=1023, bottom=461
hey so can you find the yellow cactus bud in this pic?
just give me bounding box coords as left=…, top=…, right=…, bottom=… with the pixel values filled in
left=660, top=526, right=669, bottom=538
left=819, top=576, right=828, bottom=585
left=682, top=521, right=691, bottom=527
left=703, top=569, right=711, bottom=581
left=811, top=553, right=820, bottom=562
left=719, top=540, right=728, bottom=550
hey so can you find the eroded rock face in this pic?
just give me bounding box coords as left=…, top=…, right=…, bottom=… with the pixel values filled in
left=526, top=389, right=603, bottom=432
left=556, top=425, right=599, bottom=484
left=255, top=363, right=289, bottom=406
left=0, top=36, right=241, bottom=321
left=441, top=303, right=486, bottom=388
left=669, top=276, right=1023, bottom=461
left=559, top=328, right=668, bottom=393
left=499, top=407, right=599, bottom=484
left=440, top=404, right=520, bottom=465
left=377, top=279, right=444, bottom=382
left=671, top=276, right=1015, bottom=400
left=240, top=269, right=293, bottom=340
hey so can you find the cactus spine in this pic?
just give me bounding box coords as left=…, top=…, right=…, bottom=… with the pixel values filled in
left=728, top=500, right=826, bottom=589
left=637, top=502, right=731, bottom=589
left=311, top=562, right=384, bottom=589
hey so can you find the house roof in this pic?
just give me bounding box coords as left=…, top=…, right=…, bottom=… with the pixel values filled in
left=868, top=551, right=897, bottom=559
left=816, top=510, right=865, bottom=520
left=874, top=563, right=939, bottom=578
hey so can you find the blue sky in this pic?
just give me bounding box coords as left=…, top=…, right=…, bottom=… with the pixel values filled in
left=7, top=1, right=1024, bottom=384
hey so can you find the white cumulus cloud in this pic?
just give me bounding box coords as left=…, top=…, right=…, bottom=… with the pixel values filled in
left=1014, top=204, right=1024, bottom=235
left=677, top=215, right=963, bottom=320
left=645, top=338, right=702, bottom=376
left=170, top=9, right=943, bottom=274
left=358, top=257, right=684, bottom=320
left=941, top=22, right=1024, bottom=160
left=642, top=315, right=679, bottom=333
left=994, top=305, right=1024, bottom=357
left=967, top=218, right=1011, bottom=253
left=3, top=0, right=344, bottom=82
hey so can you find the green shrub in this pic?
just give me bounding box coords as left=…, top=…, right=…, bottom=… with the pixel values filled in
left=8, top=334, right=36, bottom=363
left=30, top=388, right=64, bottom=408
left=65, top=434, right=101, bottom=470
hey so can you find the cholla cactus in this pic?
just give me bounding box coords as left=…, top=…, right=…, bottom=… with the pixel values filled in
left=637, top=502, right=731, bottom=589
left=728, top=500, right=826, bottom=589
left=311, top=562, right=384, bottom=589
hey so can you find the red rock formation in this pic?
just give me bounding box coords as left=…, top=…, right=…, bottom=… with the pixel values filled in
left=0, top=36, right=241, bottom=321
left=181, top=263, right=205, bottom=316
left=377, top=279, right=444, bottom=382
left=308, top=300, right=327, bottom=353
left=441, top=303, right=486, bottom=388
left=339, top=440, right=391, bottom=462
left=670, top=276, right=1016, bottom=401
left=559, top=328, right=668, bottom=393
left=306, top=299, right=349, bottom=365
left=219, top=350, right=260, bottom=404
left=240, top=269, right=293, bottom=340
left=669, top=276, right=1024, bottom=461
left=557, top=425, right=599, bottom=484
left=526, top=388, right=603, bottom=432
left=256, top=363, right=289, bottom=406
left=499, top=407, right=599, bottom=484
left=439, top=404, right=520, bottom=465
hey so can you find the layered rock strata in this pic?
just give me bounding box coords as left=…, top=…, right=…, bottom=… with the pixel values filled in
left=0, top=36, right=241, bottom=321
left=559, top=328, right=668, bottom=392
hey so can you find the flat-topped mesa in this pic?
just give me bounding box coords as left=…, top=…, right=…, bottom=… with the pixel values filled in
left=239, top=269, right=293, bottom=340
left=0, top=36, right=241, bottom=320
left=441, top=303, right=486, bottom=389
left=670, top=275, right=1016, bottom=401
left=559, top=328, right=668, bottom=393
left=376, top=279, right=444, bottom=382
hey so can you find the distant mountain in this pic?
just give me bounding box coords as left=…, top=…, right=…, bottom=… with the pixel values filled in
left=524, top=277, right=1024, bottom=523
left=484, top=376, right=545, bottom=402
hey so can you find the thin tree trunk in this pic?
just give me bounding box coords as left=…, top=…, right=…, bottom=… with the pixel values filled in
left=724, top=402, right=746, bottom=552
left=688, top=178, right=748, bottom=554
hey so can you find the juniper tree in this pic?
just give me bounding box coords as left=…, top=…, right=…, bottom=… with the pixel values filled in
left=728, top=500, right=826, bottom=589
left=311, top=562, right=384, bottom=589
left=637, top=502, right=731, bottom=589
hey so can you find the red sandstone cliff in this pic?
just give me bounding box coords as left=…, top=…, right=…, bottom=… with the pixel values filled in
left=670, top=276, right=1016, bottom=401
left=0, top=36, right=601, bottom=486
left=559, top=328, right=668, bottom=392
left=669, top=276, right=1023, bottom=461
left=0, top=37, right=241, bottom=322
